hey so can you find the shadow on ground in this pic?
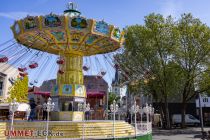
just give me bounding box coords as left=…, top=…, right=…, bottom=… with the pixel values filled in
left=152, top=128, right=201, bottom=136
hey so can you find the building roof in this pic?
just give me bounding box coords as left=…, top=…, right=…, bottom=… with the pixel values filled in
left=39, top=79, right=56, bottom=92
left=39, top=75, right=109, bottom=91
left=112, top=68, right=119, bottom=86
left=0, top=63, right=18, bottom=75
left=38, top=75, right=108, bottom=98
left=84, top=75, right=108, bottom=86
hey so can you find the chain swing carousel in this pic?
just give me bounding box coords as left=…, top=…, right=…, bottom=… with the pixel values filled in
left=0, top=2, right=152, bottom=140
left=11, top=2, right=124, bottom=121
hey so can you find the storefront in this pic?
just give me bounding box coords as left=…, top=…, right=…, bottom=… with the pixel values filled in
left=87, top=91, right=106, bottom=120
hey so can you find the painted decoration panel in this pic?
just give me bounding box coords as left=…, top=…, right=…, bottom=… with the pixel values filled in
left=53, top=85, right=59, bottom=95
left=95, top=38, right=111, bottom=47
left=112, top=28, right=121, bottom=40
left=72, top=45, right=78, bottom=49
left=34, top=40, right=46, bottom=47
left=73, top=112, right=83, bottom=121
left=75, top=85, right=85, bottom=96
left=23, top=34, right=45, bottom=46
left=70, top=31, right=84, bottom=43
left=25, top=35, right=35, bottom=43
left=44, top=14, right=62, bottom=27
left=94, top=21, right=109, bottom=35
left=52, top=45, right=58, bottom=49
left=23, top=16, right=37, bottom=30
left=51, top=31, right=65, bottom=41
left=60, top=45, right=67, bottom=49
left=62, top=84, right=72, bottom=95
left=71, top=17, right=88, bottom=29
left=38, top=31, right=54, bottom=43
left=14, top=22, right=20, bottom=34
left=85, top=35, right=99, bottom=45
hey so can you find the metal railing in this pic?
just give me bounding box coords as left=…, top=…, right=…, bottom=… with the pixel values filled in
left=132, top=122, right=152, bottom=133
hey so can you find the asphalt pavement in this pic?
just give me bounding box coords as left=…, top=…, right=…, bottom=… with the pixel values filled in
left=152, top=127, right=209, bottom=140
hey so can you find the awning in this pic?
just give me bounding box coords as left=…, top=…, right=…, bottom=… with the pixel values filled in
left=87, top=92, right=105, bottom=98
left=17, top=103, right=30, bottom=111
left=0, top=103, right=30, bottom=111
left=31, top=91, right=50, bottom=96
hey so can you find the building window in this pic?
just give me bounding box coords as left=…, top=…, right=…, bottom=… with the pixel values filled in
left=203, top=98, right=208, bottom=103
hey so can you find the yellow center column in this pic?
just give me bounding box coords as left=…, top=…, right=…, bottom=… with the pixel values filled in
left=56, top=53, right=86, bottom=121
left=57, top=54, right=83, bottom=88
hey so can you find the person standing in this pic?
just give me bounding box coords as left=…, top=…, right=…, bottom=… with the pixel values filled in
left=36, top=101, right=42, bottom=120
left=42, top=100, right=48, bottom=120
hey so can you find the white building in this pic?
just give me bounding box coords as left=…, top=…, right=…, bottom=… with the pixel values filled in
left=0, top=63, right=19, bottom=102
left=111, top=85, right=126, bottom=98
left=111, top=68, right=126, bottom=101
left=195, top=96, right=210, bottom=108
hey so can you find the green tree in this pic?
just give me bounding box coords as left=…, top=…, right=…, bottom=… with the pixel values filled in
left=117, top=13, right=210, bottom=129
left=8, top=76, right=29, bottom=103
left=176, top=13, right=210, bottom=127
left=108, top=92, right=120, bottom=106
left=116, top=13, right=179, bottom=129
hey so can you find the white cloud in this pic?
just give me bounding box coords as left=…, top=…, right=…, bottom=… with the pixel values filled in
left=159, top=1, right=183, bottom=18
left=0, top=12, right=43, bottom=20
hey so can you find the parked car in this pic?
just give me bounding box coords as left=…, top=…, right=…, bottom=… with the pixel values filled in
left=172, top=114, right=200, bottom=126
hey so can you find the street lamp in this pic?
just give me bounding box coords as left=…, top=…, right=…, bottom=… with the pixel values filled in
left=43, top=98, right=55, bottom=140
left=9, top=98, right=19, bottom=131
left=110, top=100, right=119, bottom=139
left=148, top=104, right=154, bottom=122
left=131, top=100, right=140, bottom=137
left=143, top=103, right=149, bottom=122
left=139, top=107, right=144, bottom=131
left=143, top=104, right=154, bottom=131
left=198, top=93, right=204, bottom=139
left=26, top=107, right=31, bottom=120
left=143, top=103, right=150, bottom=131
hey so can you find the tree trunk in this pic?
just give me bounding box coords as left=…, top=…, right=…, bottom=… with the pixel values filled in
left=159, top=101, right=164, bottom=128
left=181, top=101, right=187, bottom=128
left=164, top=95, right=171, bottom=129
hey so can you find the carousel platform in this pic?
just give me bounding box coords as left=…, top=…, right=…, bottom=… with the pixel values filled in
left=0, top=120, right=152, bottom=140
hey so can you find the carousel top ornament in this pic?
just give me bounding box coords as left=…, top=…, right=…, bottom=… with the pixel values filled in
left=11, top=2, right=125, bottom=56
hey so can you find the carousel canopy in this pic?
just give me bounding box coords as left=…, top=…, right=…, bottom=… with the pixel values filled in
left=11, top=3, right=124, bottom=56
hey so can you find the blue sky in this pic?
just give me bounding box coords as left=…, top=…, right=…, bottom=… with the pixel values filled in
left=1, top=0, right=210, bottom=87
left=2, top=0, right=210, bottom=43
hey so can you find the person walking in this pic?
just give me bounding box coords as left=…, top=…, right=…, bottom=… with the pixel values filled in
left=28, top=98, right=37, bottom=121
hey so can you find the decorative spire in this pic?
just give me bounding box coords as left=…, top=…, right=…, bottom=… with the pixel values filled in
left=112, top=67, right=119, bottom=86
left=64, top=2, right=81, bottom=17
left=67, top=2, right=77, bottom=10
